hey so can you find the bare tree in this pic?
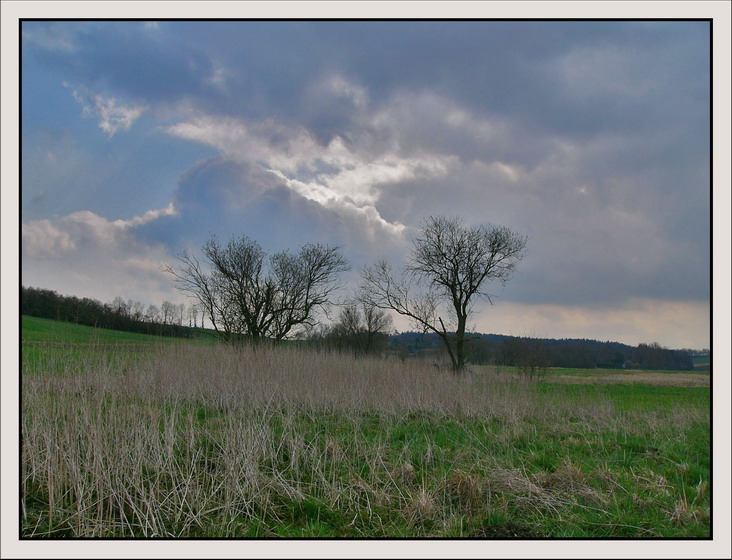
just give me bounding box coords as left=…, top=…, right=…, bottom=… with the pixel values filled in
left=161, top=300, right=176, bottom=325
left=339, top=302, right=362, bottom=334
left=517, top=338, right=551, bottom=381
left=145, top=304, right=161, bottom=323
left=321, top=300, right=393, bottom=356
left=129, top=300, right=146, bottom=322
left=110, top=296, right=129, bottom=317
left=360, top=216, right=527, bottom=372
left=164, top=235, right=349, bottom=343
left=187, top=303, right=199, bottom=328
left=361, top=303, right=393, bottom=354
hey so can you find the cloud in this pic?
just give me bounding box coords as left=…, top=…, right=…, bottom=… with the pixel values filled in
left=22, top=205, right=180, bottom=303
left=121, top=202, right=177, bottom=227
left=21, top=220, right=75, bottom=258
left=164, top=107, right=456, bottom=239
left=22, top=204, right=176, bottom=256
left=322, top=75, right=369, bottom=110
left=22, top=22, right=83, bottom=52
left=66, top=84, right=147, bottom=137
left=472, top=299, right=710, bottom=349
left=157, top=60, right=709, bottom=309
left=154, top=156, right=411, bottom=268
left=20, top=21, right=711, bottom=347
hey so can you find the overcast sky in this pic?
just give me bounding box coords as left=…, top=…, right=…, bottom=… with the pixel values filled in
left=19, top=20, right=713, bottom=349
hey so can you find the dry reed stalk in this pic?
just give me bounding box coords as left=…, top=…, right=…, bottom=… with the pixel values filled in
left=21, top=342, right=708, bottom=537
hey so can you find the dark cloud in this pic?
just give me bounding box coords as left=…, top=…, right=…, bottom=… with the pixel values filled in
left=23, top=21, right=708, bottom=133
left=136, top=155, right=407, bottom=272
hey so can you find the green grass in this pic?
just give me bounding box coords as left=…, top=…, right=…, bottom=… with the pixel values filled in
left=21, top=315, right=222, bottom=374
left=22, top=315, right=219, bottom=346
left=536, top=383, right=709, bottom=411
left=20, top=317, right=711, bottom=538
left=485, top=364, right=708, bottom=377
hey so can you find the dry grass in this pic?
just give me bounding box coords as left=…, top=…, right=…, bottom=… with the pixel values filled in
left=549, top=371, right=710, bottom=387
left=21, top=343, right=710, bottom=538
left=475, top=364, right=710, bottom=388
left=23, top=343, right=607, bottom=419
left=20, top=344, right=532, bottom=537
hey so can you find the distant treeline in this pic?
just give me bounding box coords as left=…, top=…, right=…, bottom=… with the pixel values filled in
left=21, top=286, right=701, bottom=371
left=389, top=332, right=698, bottom=371
left=21, top=286, right=196, bottom=339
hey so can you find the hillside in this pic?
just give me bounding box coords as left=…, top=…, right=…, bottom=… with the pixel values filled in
left=21, top=315, right=219, bottom=346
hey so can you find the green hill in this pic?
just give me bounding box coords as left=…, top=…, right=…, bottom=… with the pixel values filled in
left=22, top=315, right=219, bottom=346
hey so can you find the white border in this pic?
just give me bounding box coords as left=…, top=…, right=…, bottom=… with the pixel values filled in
left=3, top=2, right=730, bottom=559
left=2, top=0, right=732, bottom=20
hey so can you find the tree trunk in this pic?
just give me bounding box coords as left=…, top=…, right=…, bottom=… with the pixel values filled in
left=454, top=315, right=467, bottom=373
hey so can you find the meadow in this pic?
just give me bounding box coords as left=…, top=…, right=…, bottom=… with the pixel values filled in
left=20, top=317, right=711, bottom=538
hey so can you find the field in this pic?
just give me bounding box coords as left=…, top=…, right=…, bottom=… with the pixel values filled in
left=22, top=315, right=218, bottom=348
left=20, top=317, right=711, bottom=538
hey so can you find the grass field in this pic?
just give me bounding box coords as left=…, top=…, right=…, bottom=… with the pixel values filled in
left=477, top=364, right=710, bottom=388
left=21, top=315, right=218, bottom=375
left=20, top=316, right=711, bottom=538
left=21, top=315, right=219, bottom=346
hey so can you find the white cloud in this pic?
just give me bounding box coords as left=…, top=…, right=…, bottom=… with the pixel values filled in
left=22, top=205, right=180, bottom=305
left=21, top=219, right=75, bottom=258
left=322, top=75, right=369, bottom=109
left=22, top=204, right=176, bottom=258
left=117, top=202, right=177, bottom=228
left=66, top=84, right=147, bottom=137
left=204, top=59, right=230, bottom=90
left=165, top=112, right=456, bottom=239
left=362, top=91, right=506, bottom=152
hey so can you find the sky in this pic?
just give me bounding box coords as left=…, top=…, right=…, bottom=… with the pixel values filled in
left=18, top=19, right=714, bottom=349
